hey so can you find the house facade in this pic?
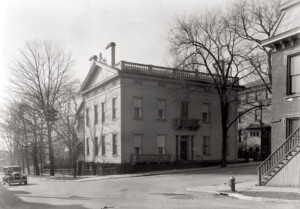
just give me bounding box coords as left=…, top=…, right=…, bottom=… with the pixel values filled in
left=78, top=42, right=239, bottom=173
left=257, top=0, right=300, bottom=186
left=238, top=79, right=272, bottom=160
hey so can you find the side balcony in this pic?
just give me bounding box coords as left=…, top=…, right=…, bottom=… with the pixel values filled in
left=174, top=119, right=200, bottom=130
left=131, top=154, right=173, bottom=164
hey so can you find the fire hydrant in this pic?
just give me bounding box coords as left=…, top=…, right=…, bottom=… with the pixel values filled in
left=228, top=176, right=236, bottom=192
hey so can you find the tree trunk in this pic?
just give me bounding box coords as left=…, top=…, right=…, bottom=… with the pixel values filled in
left=32, top=145, right=40, bottom=175
left=220, top=99, right=229, bottom=168
left=25, top=145, right=30, bottom=175
left=47, top=120, right=55, bottom=176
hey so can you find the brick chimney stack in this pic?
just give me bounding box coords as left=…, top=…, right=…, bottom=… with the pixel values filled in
left=105, top=42, right=116, bottom=66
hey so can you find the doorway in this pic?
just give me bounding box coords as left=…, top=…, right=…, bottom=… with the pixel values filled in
left=180, top=136, right=189, bottom=160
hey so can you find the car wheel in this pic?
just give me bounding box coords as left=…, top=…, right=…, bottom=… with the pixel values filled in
left=24, top=181, right=27, bottom=185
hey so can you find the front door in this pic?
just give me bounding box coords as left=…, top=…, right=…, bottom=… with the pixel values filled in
left=180, top=136, right=188, bottom=160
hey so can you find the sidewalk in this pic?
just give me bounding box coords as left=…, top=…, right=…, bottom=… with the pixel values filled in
left=186, top=180, right=300, bottom=203
left=39, top=161, right=260, bottom=182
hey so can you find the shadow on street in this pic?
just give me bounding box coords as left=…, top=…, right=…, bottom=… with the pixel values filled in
left=0, top=184, right=88, bottom=209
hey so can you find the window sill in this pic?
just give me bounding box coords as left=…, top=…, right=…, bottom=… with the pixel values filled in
left=285, top=93, right=300, bottom=101
left=113, top=154, right=118, bottom=157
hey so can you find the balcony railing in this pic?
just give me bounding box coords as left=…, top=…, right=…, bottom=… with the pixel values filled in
left=131, top=154, right=172, bottom=164
left=118, top=61, right=236, bottom=83
left=174, top=119, right=200, bottom=130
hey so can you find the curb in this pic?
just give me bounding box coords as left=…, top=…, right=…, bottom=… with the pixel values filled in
left=224, top=192, right=300, bottom=203
left=186, top=188, right=300, bottom=204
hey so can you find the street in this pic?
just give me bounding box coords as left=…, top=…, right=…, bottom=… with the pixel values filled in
left=1, top=165, right=299, bottom=209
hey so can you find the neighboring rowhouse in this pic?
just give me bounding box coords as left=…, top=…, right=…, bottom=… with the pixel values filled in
left=257, top=0, right=300, bottom=186
left=238, top=79, right=272, bottom=160
left=78, top=42, right=239, bottom=173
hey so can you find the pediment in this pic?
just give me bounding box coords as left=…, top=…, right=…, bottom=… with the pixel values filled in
left=80, top=62, right=119, bottom=93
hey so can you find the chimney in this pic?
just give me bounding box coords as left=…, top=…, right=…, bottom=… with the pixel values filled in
left=105, top=42, right=116, bottom=66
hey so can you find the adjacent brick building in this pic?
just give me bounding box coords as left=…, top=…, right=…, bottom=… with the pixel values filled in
left=257, top=0, right=300, bottom=186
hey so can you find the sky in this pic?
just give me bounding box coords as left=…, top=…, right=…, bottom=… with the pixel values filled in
left=0, top=0, right=234, bottom=149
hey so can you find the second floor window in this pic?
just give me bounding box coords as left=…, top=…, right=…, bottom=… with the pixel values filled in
left=133, top=134, right=143, bottom=155
left=133, top=97, right=143, bottom=119
left=255, top=109, right=260, bottom=121
left=112, top=98, right=117, bottom=119
left=101, top=102, right=106, bottom=123
left=157, top=135, right=166, bottom=154
left=86, top=108, right=90, bottom=127
left=94, top=105, right=98, bottom=124
left=202, top=103, right=211, bottom=123
left=181, top=101, right=189, bottom=119
left=157, top=99, right=166, bottom=120
left=203, top=136, right=210, bottom=155
left=288, top=54, right=300, bottom=95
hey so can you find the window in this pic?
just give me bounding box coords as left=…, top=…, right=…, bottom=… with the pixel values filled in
left=86, top=108, right=90, bottom=127
left=181, top=101, right=189, bottom=119
left=86, top=138, right=90, bottom=155
left=157, top=99, right=166, bottom=120
left=238, top=130, right=242, bottom=142
left=202, top=103, right=211, bottom=123
left=133, top=97, right=143, bottom=119
left=255, top=91, right=258, bottom=101
left=288, top=54, right=300, bottom=94
left=133, top=134, right=143, bottom=155
left=94, top=105, right=98, bottom=124
left=112, top=134, right=117, bottom=156
left=249, top=131, right=260, bottom=137
left=255, top=109, right=260, bottom=121
left=101, top=102, right=106, bottom=123
left=101, top=136, right=106, bottom=155
left=94, top=137, right=98, bottom=155
left=78, top=143, right=83, bottom=155
left=286, top=117, right=300, bottom=137
left=112, top=98, right=117, bottom=119
left=157, top=135, right=166, bottom=154
left=238, top=112, right=242, bottom=123
left=203, top=136, right=210, bottom=155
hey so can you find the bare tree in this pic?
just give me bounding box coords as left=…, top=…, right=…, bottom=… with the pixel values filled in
left=0, top=108, right=16, bottom=166
left=52, top=81, right=81, bottom=177
left=230, top=0, right=281, bottom=92
left=10, top=41, right=74, bottom=176
left=168, top=9, right=259, bottom=167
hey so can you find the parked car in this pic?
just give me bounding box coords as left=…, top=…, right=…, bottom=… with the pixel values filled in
left=2, top=166, right=27, bottom=186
